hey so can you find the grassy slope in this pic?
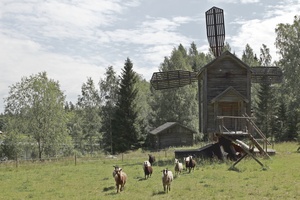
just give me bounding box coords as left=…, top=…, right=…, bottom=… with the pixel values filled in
left=0, top=142, right=299, bottom=200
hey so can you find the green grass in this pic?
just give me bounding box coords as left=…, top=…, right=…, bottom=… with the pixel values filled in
left=0, top=142, right=299, bottom=200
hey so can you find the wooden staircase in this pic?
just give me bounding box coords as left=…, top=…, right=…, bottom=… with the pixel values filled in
left=217, top=115, right=271, bottom=168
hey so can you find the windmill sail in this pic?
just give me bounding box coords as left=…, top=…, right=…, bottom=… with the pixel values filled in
left=150, top=70, right=197, bottom=90
left=206, top=7, right=225, bottom=57
left=251, top=67, right=283, bottom=83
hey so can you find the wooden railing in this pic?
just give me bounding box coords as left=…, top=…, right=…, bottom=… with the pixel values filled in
left=217, top=115, right=270, bottom=157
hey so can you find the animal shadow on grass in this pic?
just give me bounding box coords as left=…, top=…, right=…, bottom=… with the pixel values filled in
left=103, top=186, right=115, bottom=192
left=152, top=191, right=166, bottom=196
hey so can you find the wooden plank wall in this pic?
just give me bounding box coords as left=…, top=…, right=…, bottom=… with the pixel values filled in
left=158, top=126, right=194, bottom=149
left=199, top=57, right=251, bottom=134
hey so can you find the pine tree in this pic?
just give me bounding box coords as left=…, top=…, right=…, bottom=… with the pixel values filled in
left=112, top=58, right=139, bottom=153
left=254, top=44, right=276, bottom=139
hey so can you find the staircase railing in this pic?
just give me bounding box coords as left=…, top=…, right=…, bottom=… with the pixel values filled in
left=217, top=115, right=270, bottom=158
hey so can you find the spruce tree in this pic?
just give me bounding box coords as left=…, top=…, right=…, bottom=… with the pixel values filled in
left=112, top=58, right=139, bottom=153
left=254, top=44, right=276, bottom=139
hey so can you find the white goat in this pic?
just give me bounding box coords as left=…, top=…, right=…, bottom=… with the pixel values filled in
left=174, top=158, right=183, bottom=176
left=162, top=168, right=173, bottom=193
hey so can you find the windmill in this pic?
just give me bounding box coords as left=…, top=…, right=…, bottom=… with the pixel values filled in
left=150, top=7, right=282, bottom=90
left=150, top=7, right=282, bottom=167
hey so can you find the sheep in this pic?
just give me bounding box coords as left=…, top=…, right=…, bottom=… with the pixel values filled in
left=112, top=165, right=122, bottom=178
left=186, top=155, right=196, bottom=173
left=148, top=154, right=156, bottom=165
left=162, top=168, right=173, bottom=193
left=114, top=168, right=127, bottom=193
left=174, top=158, right=183, bottom=176
left=143, top=160, right=153, bottom=179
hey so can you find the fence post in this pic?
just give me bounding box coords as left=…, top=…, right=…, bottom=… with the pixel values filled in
left=75, top=153, right=77, bottom=166
left=15, top=153, right=18, bottom=168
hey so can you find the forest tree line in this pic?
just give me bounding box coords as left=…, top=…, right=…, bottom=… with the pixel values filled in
left=0, top=16, right=299, bottom=160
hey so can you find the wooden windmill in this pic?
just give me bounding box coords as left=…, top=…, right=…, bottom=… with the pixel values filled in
left=151, top=7, right=282, bottom=166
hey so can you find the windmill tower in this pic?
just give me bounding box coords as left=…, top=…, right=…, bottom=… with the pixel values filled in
left=150, top=7, right=282, bottom=164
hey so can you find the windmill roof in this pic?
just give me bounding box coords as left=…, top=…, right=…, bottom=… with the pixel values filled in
left=198, top=51, right=252, bottom=77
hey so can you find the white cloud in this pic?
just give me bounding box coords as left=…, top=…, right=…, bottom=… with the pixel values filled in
left=228, top=0, right=300, bottom=62
left=240, top=0, right=260, bottom=3
left=1, top=0, right=300, bottom=113
left=0, top=32, right=106, bottom=109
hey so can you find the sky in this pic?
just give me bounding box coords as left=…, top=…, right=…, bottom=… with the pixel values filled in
left=1, top=0, right=300, bottom=113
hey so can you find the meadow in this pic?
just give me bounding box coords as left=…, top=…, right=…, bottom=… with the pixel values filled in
left=0, top=142, right=299, bottom=200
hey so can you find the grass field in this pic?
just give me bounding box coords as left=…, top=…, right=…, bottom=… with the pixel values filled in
left=0, top=142, right=299, bottom=200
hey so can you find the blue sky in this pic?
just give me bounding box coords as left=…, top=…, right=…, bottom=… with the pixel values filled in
left=1, top=0, right=300, bottom=113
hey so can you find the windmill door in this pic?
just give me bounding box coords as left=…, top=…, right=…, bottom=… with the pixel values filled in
left=219, top=102, right=241, bottom=131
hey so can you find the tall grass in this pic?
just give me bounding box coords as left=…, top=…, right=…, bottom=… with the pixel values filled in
left=0, top=142, right=299, bottom=200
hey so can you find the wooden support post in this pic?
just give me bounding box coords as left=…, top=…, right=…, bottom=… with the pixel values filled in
left=232, top=153, right=247, bottom=168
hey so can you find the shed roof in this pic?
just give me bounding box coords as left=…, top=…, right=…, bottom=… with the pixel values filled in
left=150, top=122, right=196, bottom=135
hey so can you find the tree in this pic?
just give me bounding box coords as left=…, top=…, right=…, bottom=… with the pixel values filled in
left=188, top=42, right=212, bottom=72
left=275, top=15, right=300, bottom=141
left=99, top=66, right=119, bottom=153
left=111, top=58, right=140, bottom=153
left=149, top=44, right=198, bottom=133
left=241, top=44, right=259, bottom=66
left=77, top=77, right=102, bottom=153
left=4, top=72, right=71, bottom=159
left=255, top=44, right=277, bottom=139
left=241, top=44, right=260, bottom=112
left=134, top=75, right=153, bottom=148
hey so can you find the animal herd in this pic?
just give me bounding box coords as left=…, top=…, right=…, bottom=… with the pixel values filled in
left=112, top=154, right=197, bottom=194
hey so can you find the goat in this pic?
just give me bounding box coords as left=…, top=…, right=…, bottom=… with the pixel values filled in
left=162, top=168, right=173, bottom=193
left=148, top=154, right=156, bottom=166
left=174, top=158, right=183, bottom=176
left=143, top=160, right=153, bottom=179
left=114, top=168, right=127, bottom=193
left=184, top=156, right=191, bottom=171
left=186, top=155, right=196, bottom=173
left=112, top=165, right=122, bottom=178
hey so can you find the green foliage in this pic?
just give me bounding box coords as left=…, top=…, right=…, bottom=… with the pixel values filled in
left=149, top=44, right=199, bottom=133
left=112, top=58, right=140, bottom=153
left=99, top=66, right=119, bottom=154
left=241, top=44, right=259, bottom=66
left=4, top=72, right=70, bottom=159
left=254, top=44, right=277, bottom=139
left=77, top=78, right=102, bottom=154
left=275, top=15, right=300, bottom=141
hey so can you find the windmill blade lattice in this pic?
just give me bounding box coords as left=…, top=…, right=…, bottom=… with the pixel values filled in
left=206, top=7, right=225, bottom=57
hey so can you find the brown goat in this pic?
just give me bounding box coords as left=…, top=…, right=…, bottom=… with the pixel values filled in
left=187, top=156, right=196, bottom=173
left=148, top=154, right=156, bottom=165
left=143, top=161, right=153, bottom=179
left=114, top=168, right=127, bottom=193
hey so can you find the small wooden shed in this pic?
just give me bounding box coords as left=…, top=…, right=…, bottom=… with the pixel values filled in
left=150, top=122, right=196, bottom=149
left=198, top=51, right=251, bottom=135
